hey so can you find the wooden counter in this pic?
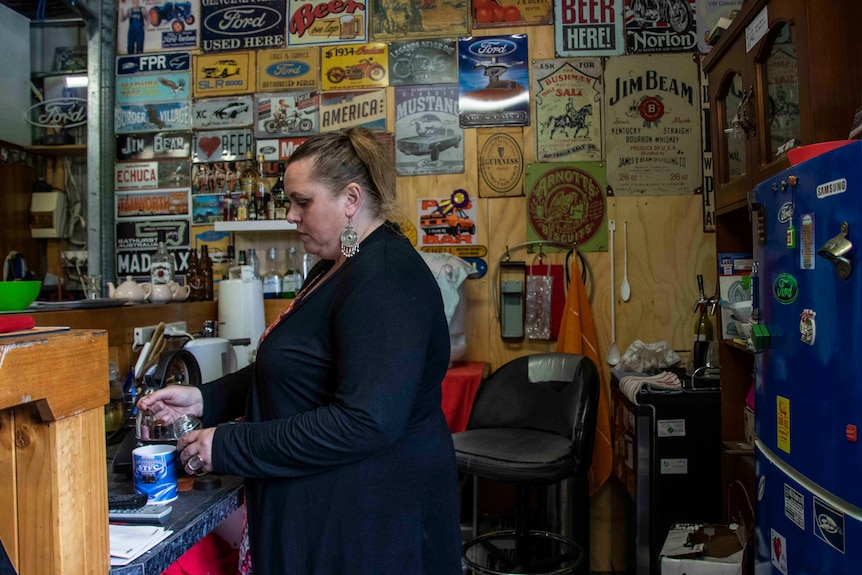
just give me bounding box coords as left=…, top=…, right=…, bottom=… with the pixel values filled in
left=0, top=329, right=109, bottom=574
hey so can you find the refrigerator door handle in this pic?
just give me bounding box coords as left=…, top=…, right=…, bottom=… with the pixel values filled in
left=817, top=221, right=852, bottom=279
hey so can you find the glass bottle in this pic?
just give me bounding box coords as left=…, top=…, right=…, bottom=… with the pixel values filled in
left=239, top=151, right=255, bottom=201
left=247, top=247, right=260, bottom=279
left=238, top=249, right=247, bottom=268
left=200, top=245, right=214, bottom=301
left=283, top=246, right=301, bottom=298
left=150, top=230, right=174, bottom=285
left=271, top=162, right=287, bottom=220
left=263, top=247, right=283, bottom=299
left=237, top=194, right=249, bottom=221
left=187, top=248, right=202, bottom=302
left=222, top=190, right=235, bottom=222
left=255, top=154, right=272, bottom=220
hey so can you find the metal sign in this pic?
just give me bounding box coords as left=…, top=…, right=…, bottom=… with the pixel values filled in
left=115, top=101, right=192, bottom=133
left=319, top=89, right=386, bottom=131
left=116, top=51, right=192, bottom=75
left=115, top=0, right=200, bottom=55
left=192, top=95, right=254, bottom=129
left=193, top=51, right=256, bottom=97
left=395, top=84, right=463, bottom=176
left=116, top=131, right=193, bottom=161
left=115, top=159, right=191, bottom=191
left=555, top=0, right=624, bottom=56
left=254, top=91, right=320, bottom=138
left=256, top=47, right=320, bottom=91
left=191, top=128, right=255, bottom=162
left=26, top=98, right=87, bottom=129
left=321, top=43, right=389, bottom=91
left=287, top=0, right=368, bottom=46
left=255, top=137, right=310, bottom=162
left=458, top=35, right=530, bottom=128
left=388, top=39, right=457, bottom=86
left=201, top=0, right=285, bottom=52
left=116, top=72, right=191, bottom=104
left=116, top=188, right=191, bottom=219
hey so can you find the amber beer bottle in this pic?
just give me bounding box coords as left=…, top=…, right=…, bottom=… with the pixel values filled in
left=187, top=249, right=203, bottom=302
left=199, top=245, right=214, bottom=301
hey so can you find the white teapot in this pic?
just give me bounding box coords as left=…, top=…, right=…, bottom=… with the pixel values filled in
left=169, top=281, right=190, bottom=302
left=107, top=276, right=148, bottom=302
left=141, top=282, right=173, bottom=303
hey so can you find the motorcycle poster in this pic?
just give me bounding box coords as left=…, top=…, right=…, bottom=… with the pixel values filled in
left=254, top=91, right=320, bottom=138
left=458, top=34, right=530, bottom=128
left=116, top=0, right=200, bottom=55
left=624, top=0, right=698, bottom=53
left=256, top=47, right=321, bottom=91
left=603, top=53, right=702, bottom=196
left=370, top=0, right=468, bottom=42
left=319, top=89, right=387, bottom=131
left=287, top=0, right=368, bottom=47
left=554, top=0, right=624, bottom=57
left=321, top=43, right=389, bottom=91
left=388, top=39, right=457, bottom=86
left=193, top=52, right=256, bottom=97
left=192, top=95, right=254, bottom=130
left=394, top=84, right=463, bottom=176
left=200, top=0, right=285, bottom=53
left=533, top=58, right=603, bottom=163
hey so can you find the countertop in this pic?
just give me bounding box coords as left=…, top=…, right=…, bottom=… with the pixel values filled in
left=107, top=438, right=244, bottom=575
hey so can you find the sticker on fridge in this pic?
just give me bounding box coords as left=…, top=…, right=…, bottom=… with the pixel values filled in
left=116, top=0, right=200, bottom=55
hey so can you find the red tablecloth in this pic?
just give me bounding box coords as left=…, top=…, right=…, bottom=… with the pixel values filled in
left=441, top=361, right=487, bottom=433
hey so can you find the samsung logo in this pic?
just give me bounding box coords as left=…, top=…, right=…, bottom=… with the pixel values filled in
left=816, top=178, right=847, bottom=199
left=204, top=7, right=281, bottom=35
left=266, top=60, right=310, bottom=78
left=469, top=40, right=517, bottom=57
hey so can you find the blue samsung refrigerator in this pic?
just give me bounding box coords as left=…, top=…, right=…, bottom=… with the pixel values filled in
left=752, top=140, right=862, bottom=574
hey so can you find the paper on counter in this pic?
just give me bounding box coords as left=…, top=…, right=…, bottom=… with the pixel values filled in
left=109, top=524, right=173, bottom=566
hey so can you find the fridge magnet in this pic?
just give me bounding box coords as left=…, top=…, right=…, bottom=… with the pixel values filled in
left=799, top=309, right=815, bottom=346
left=200, top=0, right=285, bottom=53
left=117, top=51, right=191, bottom=76
left=116, top=0, right=200, bottom=55
left=458, top=34, right=530, bottom=128
left=371, top=0, right=468, bottom=42
left=394, top=84, right=463, bottom=176
left=256, top=47, right=321, bottom=91
left=319, top=89, right=387, bottom=131
left=554, top=0, right=624, bottom=57
left=604, top=53, right=702, bottom=196
left=256, top=137, right=311, bottom=163
left=321, top=43, right=389, bottom=91
left=191, top=129, right=255, bottom=162
left=287, top=0, right=368, bottom=47
left=471, top=0, right=551, bottom=29
left=417, top=190, right=478, bottom=248
left=115, top=101, right=192, bottom=134
left=477, top=127, right=524, bottom=198
left=254, top=91, right=320, bottom=138
left=388, top=38, right=457, bottom=86
left=192, top=95, right=254, bottom=130
left=116, top=131, right=192, bottom=161
left=524, top=162, right=607, bottom=252
left=534, top=58, right=603, bottom=162
left=116, top=72, right=190, bottom=105
left=624, top=0, right=697, bottom=54
left=115, top=159, right=191, bottom=191
left=193, top=52, right=256, bottom=97
left=116, top=189, right=190, bottom=219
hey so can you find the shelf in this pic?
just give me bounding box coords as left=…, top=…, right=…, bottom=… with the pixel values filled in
left=214, top=221, right=297, bottom=232
left=31, top=70, right=88, bottom=79
left=25, top=144, right=87, bottom=157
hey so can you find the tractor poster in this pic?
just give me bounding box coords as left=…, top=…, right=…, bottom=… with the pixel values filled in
left=116, top=0, right=201, bottom=55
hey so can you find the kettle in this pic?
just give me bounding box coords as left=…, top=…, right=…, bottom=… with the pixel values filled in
left=107, top=276, right=148, bottom=302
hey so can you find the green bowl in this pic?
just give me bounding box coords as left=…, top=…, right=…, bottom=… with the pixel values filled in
left=0, top=281, right=42, bottom=312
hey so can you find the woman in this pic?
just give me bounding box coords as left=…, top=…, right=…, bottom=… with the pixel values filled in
left=137, top=128, right=463, bottom=574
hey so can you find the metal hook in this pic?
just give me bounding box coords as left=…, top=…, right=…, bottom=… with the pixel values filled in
left=538, top=244, right=545, bottom=263
left=504, top=245, right=511, bottom=262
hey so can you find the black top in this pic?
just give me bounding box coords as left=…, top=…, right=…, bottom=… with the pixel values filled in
left=201, top=223, right=463, bottom=574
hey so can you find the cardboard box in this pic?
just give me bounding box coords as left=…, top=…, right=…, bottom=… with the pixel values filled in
left=717, top=253, right=753, bottom=340
left=661, top=523, right=745, bottom=575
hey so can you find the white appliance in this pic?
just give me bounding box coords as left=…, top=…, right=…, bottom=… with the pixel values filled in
left=217, top=265, right=265, bottom=370
left=183, top=337, right=237, bottom=384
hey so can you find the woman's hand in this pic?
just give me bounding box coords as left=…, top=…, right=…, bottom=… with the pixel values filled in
left=135, top=384, right=204, bottom=425
left=177, top=427, right=216, bottom=475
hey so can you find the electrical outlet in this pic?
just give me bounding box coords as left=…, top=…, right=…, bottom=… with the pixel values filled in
left=133, top=321, right=187, bottom=347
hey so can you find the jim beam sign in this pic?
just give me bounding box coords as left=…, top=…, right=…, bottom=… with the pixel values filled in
left=555, top=0, right=624, bottom=57
left=604, top=53, right=701, bottom=196
left=477, top=128, right=524, bottom=198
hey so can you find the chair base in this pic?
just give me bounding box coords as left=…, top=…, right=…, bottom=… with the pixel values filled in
left=462, top=529, right=584, bottom=575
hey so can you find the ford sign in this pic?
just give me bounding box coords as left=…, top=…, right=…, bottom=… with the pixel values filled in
left=468, top=39, right=517, bottom=57
left=266, top=61, right=310, bottom=78
left=204, top=6, right=282, bottom=36
left=26, top=98, right=87, bottom=128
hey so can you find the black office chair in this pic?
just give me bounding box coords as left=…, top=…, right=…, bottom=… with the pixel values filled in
left=453, top=352, right=600, bottom=575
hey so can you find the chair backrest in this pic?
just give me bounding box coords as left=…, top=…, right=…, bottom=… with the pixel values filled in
left=466, top=352, right=600, bottom=474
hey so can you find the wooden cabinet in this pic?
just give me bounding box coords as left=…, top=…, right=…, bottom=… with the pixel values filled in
left=703, top=0, right=862, bottom=540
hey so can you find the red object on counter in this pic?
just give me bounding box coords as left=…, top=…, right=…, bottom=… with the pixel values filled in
left=787, top=140, right=855, bottom=165
left=0, top=315, right=35, bottom=334
left=441, top=361, right=487, bottom=433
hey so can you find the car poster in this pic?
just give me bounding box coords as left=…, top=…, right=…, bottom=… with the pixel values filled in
left=191, top=128, right=255, bottom=162
left=416, top=190, right=478, bottom=248
left=256, top=137, right=310, bottom=164
left=321, top=43, right=389, bottom=91
left=191, top=160, right=245, bottom=195
left=477, top=127, right=524, bottom=198
left=116, top=0, right=200, bottom=55
left=458, top=34, right=530, bottom=128
left=193, top=52, right=256, bottom=97
left=115, top=101, right=192, bottom=133
left=533, top=58, right=603, bottom=162
left=471, top=0, right=552, bottom=29
left=287, top=0, right=368, bottom=47
left=200, top=0, right=285, bottom=53
left=604, top=53, right=702, bottom=196
left=116, top=131, right=193, bottom=161
left=116, top=219, right=191, bottom=281
left=394, top=84, right=463, bottom=176
left=554, top=0, right=624, bottom=57
left=116, top=72, right=191, bottom=105
left=624, top=0, right=697, bottom=54
left=116, top=51, right=192, bottom=76
left=115, top=159, right=191, bottom=191
left=192, top=96, right=254, bottom=129
left=371, top=0, right=468, bottom=42
left=524, top=162, right=608, bottom=253
left=254, top=91, right=320, bottom=138
left=256, top=47, right=321, bottom=91
left=116, top=188, right=191, bottom=219
left=388, top=38, right=457, bottom=86
left=319, top=89, right=387, bottom=131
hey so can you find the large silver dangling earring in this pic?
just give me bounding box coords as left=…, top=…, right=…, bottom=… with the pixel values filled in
left=340, top=217, right=359, bottom=258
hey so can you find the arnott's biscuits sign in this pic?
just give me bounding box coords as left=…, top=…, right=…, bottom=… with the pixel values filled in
left=478, top=129, right=523, bottom=197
